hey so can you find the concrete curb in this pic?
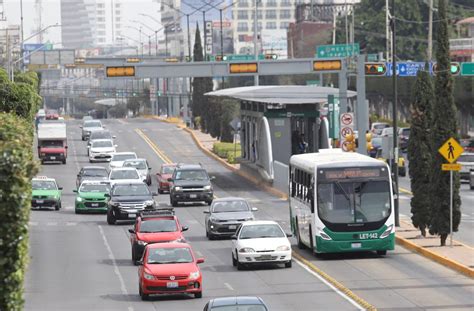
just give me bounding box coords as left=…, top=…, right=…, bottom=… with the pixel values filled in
left=292, top=252, right=377, bottom=311
left=395, top=236, right=474, bottom=278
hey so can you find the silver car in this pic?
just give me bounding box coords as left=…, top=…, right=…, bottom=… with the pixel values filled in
left=81, top=120, right=104, bottom=141
left=122, top=158, right=152, bottom=185
left=203, top=197, right=257, bottom=240
left=458, top=153, right=474, bottom=182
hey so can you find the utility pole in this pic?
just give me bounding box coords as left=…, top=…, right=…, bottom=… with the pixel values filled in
left=254, top=0, right=259, bottom=86
left=427, top=0, right=433, bottom=60
left=386, top=0, right=390, bottom=61
left=391, top=0, right=400, bottom=227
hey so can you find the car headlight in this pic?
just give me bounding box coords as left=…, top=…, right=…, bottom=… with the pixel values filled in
left=76, top=197, right=83, bottom=202
left=145, top=200, right=154, bottom=206
left=137, top=240, right=147, bottom=246
left=239, top=247, right=255, bottom=253
left=189, top=271, right=200, bottom=280
left=320, top=231, right=332, bottom=241
left=276, top=245, right=290, bottom=251
left=144, top=272, right=154, bottom=280
left=204, top=185, right=212, bottom=191
left=380, top=225, right=394, bottom=239
left=174, top=186, right=182, bottom=192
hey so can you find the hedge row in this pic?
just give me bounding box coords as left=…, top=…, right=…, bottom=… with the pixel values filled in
left=0, top=69, right=40, bottom=310
left=213, top=142, right=242, bottom=164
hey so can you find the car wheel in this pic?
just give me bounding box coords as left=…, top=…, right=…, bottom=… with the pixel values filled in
left=75, top=209, right=80, bottom=214
left=82, top=137, right=85, bottom=141
left=158, top=189, right=163, bottom=194
left=232, top=251, right=237, bottom=267
left=62, top=158, right=66, bottom=164
left=55, top=201, right=61, bottom=211
left=194, top=291, right=202, bottom=299
left=285, top=260, right=292, bottom=268
left=206, top=200, right=212, bottom=206
left=470, top=184, right=474, bottom=190
left=236, top=252, right=244, bottom=270
left=377, top=250, right=387, bottom=256
left=170, top=198, right=178, bottom=207
left=139, top=284, right=149, bottom=301
left=208, top=231, right=215, bottom=240
left=107, top=210, right=116, bottom=225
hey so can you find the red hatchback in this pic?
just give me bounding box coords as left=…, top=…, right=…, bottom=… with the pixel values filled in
left=129, top=210, right=188, bottom=264
left=138, top=242, right=204, bottom=300
left=156, top=163, right=177, bottom=194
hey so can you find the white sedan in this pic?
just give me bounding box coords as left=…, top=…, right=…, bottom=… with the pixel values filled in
left=231, top=220, right=292, bottom=270
left=108, top=167, right=143, bottom=186
left=89, top=139, right=117, bottom=162
left=109, top=152, right=138, bottom=169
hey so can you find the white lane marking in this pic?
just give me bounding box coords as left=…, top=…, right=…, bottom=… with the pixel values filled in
left=462, top=213, right=470, bottom=217
left=293, top=257, right=365, bottom=311
left=224, top=282, right=234, bottom=291
left=98, top=225, right=134, bottom=311
left=28, top=222, right=38, bottom=226
left=66, top=222, right=77, bottom=226
left=47, top=222, right=57, bottom=226
left=117, top=119, right=128, bottom=124
left=187, top=219, right=199, bottom=224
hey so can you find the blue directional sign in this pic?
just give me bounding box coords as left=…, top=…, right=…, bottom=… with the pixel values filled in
left=23, top=43, right=53, bottom=64
left=386, top=62, right=428, bottom=76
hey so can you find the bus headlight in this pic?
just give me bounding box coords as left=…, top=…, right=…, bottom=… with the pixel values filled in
left=320, top=231, right=332, bottom=241
left=380, top=225, right=393, bottom=239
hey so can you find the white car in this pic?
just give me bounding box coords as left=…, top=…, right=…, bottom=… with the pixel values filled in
left=89, top=139, right=117, bottom=163
left=458, top=153, right=474, bottom=182
left=81, top=120, right=104, bottom=141
left=231, top=220, right=292, bottom=270
left=122, top=158, right=152, bottom=185
left=108, top=167, right=143, bottom=186
left=109, top=152, right=138, bottom=169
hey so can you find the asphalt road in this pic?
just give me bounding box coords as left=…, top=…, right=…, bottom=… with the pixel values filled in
left=25, top=119, right=474, bottom=311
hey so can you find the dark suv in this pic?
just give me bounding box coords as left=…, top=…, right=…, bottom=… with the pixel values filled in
left=106, top=181, right=157, bottom=225
left=169, top=164, right=214, bottom=207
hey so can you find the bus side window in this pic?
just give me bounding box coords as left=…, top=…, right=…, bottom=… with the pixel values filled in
left=290, top=169, right=296, bottom=198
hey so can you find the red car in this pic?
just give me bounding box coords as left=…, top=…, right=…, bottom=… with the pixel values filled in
left=138, top=242, right=204, bottom=300
left=129, top=210, right=188, bottom=264
left=156, top=163, right=177, bottom=194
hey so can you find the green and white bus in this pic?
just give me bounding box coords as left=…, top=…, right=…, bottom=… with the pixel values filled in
left=289, top=149, right=395, bottom=255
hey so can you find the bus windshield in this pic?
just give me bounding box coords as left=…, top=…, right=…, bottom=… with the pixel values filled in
left=317, top=181, right=390, bottom=224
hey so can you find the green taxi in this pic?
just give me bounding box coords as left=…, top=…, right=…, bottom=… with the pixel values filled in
left=32, top=177, right=63, bottom=210
left=74, top=180, right=110, bottom=214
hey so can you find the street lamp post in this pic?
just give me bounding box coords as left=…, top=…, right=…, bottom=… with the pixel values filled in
left=254, top=0, right=259, bottom=86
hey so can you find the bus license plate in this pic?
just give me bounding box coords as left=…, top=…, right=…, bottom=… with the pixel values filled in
left=167, top=282, right=178, bottom=288
left=351, top=243, right=362, bottom=249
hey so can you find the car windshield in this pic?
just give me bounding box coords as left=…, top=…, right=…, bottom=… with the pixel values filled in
left=123, top=160, right=147, bottom=169
left=41, top=140, right=63, bottom=147
left=210, top=306, right=267, bottom=311
left=113, top=184, right=150, bottom=196
left=92, top=140, right=113, bottom=148
left=139, top=219, right=177, bottom=233
left=147, top=247, right=193, bottom=264
left=317, top=181, right=391, bottom=224
left=162, top=166, right=175, bottom=174
left=80, top=183, right=110, bottom=193
left=84, top=121, right=102, bottom=128
left=90, top=131, right=111, bottom=140
left=110, top=170, right=140, bottom=180
left=174, top=169, right=208, bottom=181
left=374, top=124, right=388, bottom=129
left=83, top=169, right=108, bottom=177
left=239, top=224, right=285, bottom=239
left=112, top=154, right=136, bottom=161
left=32, top=180, right=57, bottom=190
left=212, top=200, right=249, bottom=213
left=459, top=154, right=474, bottom=162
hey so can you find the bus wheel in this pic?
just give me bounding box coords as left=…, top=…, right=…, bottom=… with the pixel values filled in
left=296, top=221, right=305, bottom=250
left=377, top=250, right=387, bottom=256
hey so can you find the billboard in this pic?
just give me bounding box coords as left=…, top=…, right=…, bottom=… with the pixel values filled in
left=212, top=21, right=234, bottom=55
left=261, top=30, right=288, bottom=59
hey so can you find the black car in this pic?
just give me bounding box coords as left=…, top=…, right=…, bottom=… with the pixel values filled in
left=204, top=197, right=257, bottom=239
left=203, top=296, right=268, bottom=311
left=106, top=181, right=157, bottom=225
left=76, top=166, right=109, bottom=188
left=169, top=164, right=215, bottom=207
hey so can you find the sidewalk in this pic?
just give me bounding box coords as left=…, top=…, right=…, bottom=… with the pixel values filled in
left=154, top=116, right=474, bottom=278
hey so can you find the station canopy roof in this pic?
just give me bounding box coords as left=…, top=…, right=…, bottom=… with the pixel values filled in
left=205, top=85, right=357, bottom=105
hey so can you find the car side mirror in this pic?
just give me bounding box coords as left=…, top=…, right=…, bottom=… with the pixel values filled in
left=128, top=229, right=135, bottom=234
left=112, top=135, right=116, bottom=139
left=114, top=145, right=118, bottom=148
left=286, top=233, right=293, bottom=238
left=77, top=174, right=80, bottom=177
left=181, top=226, right=189, bottom=232
left=196, top=258, right=205, bottom=264
left=167, top=178, right=173, bottom=182
left=148, top=167, right=152, bottom=170
left=231, top=235, right=237, bottom=240
left=65, top=146, right=68, bottom=149
left=203, top=210, right=210, bottom=214
left=104, top=193, right=110, bottom=197
left=73, top=189, right=77, bottom=193
left=152, top=192, right=158, bottom=196
left=58, top=187, right=63, bottom=190
left=210, top=176, right=216, bottom=181
left=251, top=207, right=258, bottom=211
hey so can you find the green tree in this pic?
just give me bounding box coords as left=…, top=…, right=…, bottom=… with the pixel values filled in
left=408, top=66, right=434, bottom=237
left=127, top=97, right=141, bottom=116
left=429, top=0, right=461, bottom=246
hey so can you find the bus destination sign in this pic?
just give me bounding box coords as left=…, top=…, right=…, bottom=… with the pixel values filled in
left=323, top=169, right=382, bottom=180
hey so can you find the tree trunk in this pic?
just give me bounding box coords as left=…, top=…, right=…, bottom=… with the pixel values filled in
left=440, top=233, right=448, bottom=246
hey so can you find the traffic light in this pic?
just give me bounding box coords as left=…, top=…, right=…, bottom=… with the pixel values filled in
left=229, top=63, right=258, bottom=74
left=366, top=132, right=373, bottom=153
left=313, top=60, right=342, bottom=71
left=264, top=54, right=278, bottom=60
left=106, top=66, right=135, bottom=77
left=432, top=62, right=460, bottom=76
left=215, top=55, right=228, bottom=61
left=365, top=63, right=387, bottom=75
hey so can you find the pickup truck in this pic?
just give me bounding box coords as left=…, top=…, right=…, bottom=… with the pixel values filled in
left=37, top=123, right=68, bottom=164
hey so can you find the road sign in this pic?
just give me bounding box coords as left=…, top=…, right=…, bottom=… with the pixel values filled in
left=328, top=95, right=339, bottom=139
left=229, top=117, right=241, bottom=131
left=341, top=141, right=355, bottom=152
left=438, top=137, right=464, bottom=164
left=461, top=62, right=474, bottom=76
left=386, top=62, right=426, bottom=77
left=316, top=43, right=360, bottom=58
left=340, top=127, right=354, bottom=138
left=340, top=113, right=353, bottom=125
left=442, top=163, right=462, bottom=171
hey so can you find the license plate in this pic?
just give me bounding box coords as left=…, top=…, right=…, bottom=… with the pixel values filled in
left=128, top=213, right=136, bottom=218
left=229, top=225, right=237, bottom=230
left=91, top=203, right=99, bottom=207
left=50, top=156, right=56, bottom=160
left=166, top=282, right=178, bottom=288
left=189, top=194, right=197, bottom=198
left=351, top=243, right=362, bottom=249
left=36, top=200, right=44, bottom=204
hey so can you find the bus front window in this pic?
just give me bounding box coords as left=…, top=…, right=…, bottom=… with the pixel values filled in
left=357, top=181, right=391, bottom=222
left=318, top=183, right=353, bottom=223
